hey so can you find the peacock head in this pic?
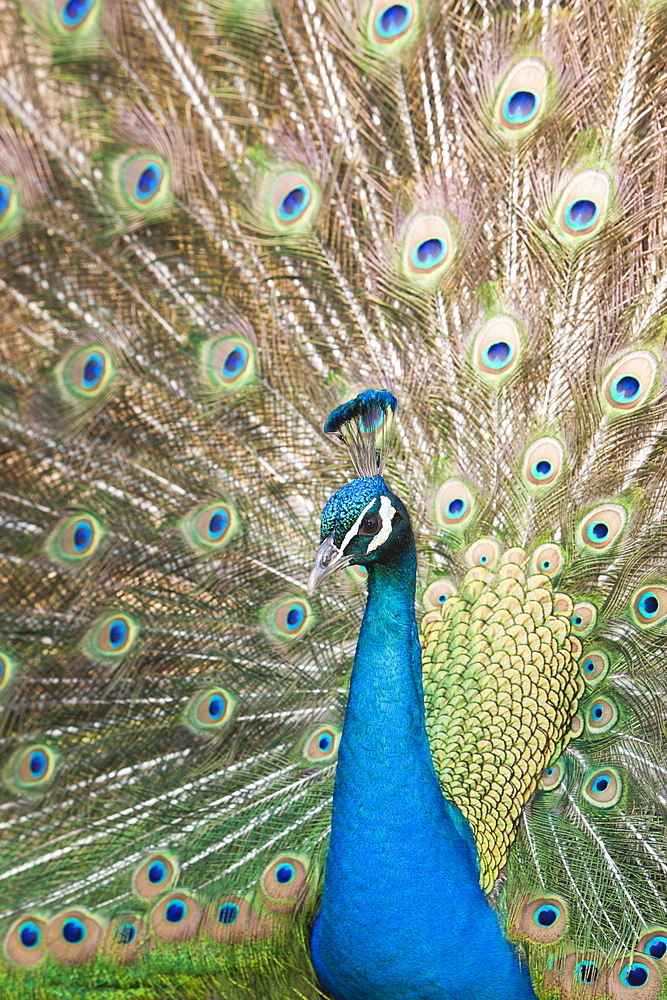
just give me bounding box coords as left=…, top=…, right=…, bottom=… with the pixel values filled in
left=308, top=391, right=412, bottom=593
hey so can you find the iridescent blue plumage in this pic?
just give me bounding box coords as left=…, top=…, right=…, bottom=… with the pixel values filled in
left=310, top=395, right=536, bottom=1000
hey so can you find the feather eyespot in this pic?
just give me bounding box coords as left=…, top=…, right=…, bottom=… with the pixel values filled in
left=302, top=725, right=341, bottom=763
left=133, top=853, right=178, bottom=899
left=204, top=894, right=256, bottom=942
left=45, top=910, right=102, bottom=965
left=259, top=854, right=310, bottom=912
left=465, top=538, right=500, bottom=569
left=151, top=893, right=201, bottom=942
left=578, top=504, right=627, bottom=552
left=611, top=956, right=662, bottom=998
left=55, top=0, right=97, bottom=29
left=632, top=586, right=667, bottom=627
left=582, top=767, right=621, bottom=807
left=182, top=500, right=241, bottom=553
left=530, top=543, right=564, bottom=577
left=204, top=336, right=255, bottom=391
left=540, top=761, right=563, bottom=790
left=575, top=961, right=601, bottom=984
left=187, top=688, right=237, bottom=733
left=585, top=696, right=618, bottom=733
left=555, top=169, right=611, bottom=239
left=511, top=896, right=568, bottom=944
left=121, top=154, right=170, bottom=210
left=473, top=315, right=521, bottom=379
left=0, top=651, right=17, bottom=693
left=0, top=180, right=12, bottom=220
left=401, top=213, right=454, bottom=285
left=62, top=345, right=115, bottom=401
left=4, top=916, right=48, bottom=966
left=7, top=744, right=58, bottom=792
left=602, top=352, right=658, bottom=413
left=265, top=597, right=314, bottom=641
left=579, top=650, right=609, bottom=684
left=434, top=479, right=475, bottom=529
left=367, top=0, right=417, bottom=46
left=639, top=931, right=667, bottom=961
left=496, top=58, right=549, bottom=134
left=422, top=578, right=457, bottom=610
left=522, top=438, right=564, bottom=488
left=570, top=601, right=597, bottom=635
left=49, top=513, right=105, bottom=562
left=85, top=613, right=139, bottom=660
left=267, top=170, right=318, bottom=231
left=0, top=177, right=19, bottom=236
left=103, top=917, right=149, bottom=965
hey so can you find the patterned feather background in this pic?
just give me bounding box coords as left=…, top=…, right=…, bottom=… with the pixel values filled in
left=3, top=0, right=667, bottom=997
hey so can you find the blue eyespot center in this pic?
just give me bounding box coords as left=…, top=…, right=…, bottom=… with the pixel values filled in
left=612, top=375, right=640, bottom=401
left=134, top=163, right=163, bottom=202
left=285, top=605, right=304, bottom=630
left=108, top=619, right=128, bottom=648
left=165, top=900, right=186, bottom=923
left=447, top=498, right=465, bottom=517
left=29, top=751, right=47, bottom=778
left=645, top=937, right=667, bottom=959
left=376, top=3, right=411, bottom=38
left=82, top=352, right=104, bottom=389
left=208, top=509, right=229, bottom=540
left=534, top=460, right=552, bottom=477
left=541, top=560, right=551, bottom=570
left=503, top=90, right=538, bottom=124
left=278, top=185, right=310, bottom=222
left=621, top=963, right=649, bottom=988
left=484, top=340, right=512, bottom=368
left=0, top=183, right=11, bottom=219
left=73, top=521, right=93, bottom=551
left=19, top=922, right=40, bottom=948
left=115, top=923, right=137, bottom=945
left=148, top=861, right=167, bottom=884
left=218, top=903, right=239, bottom=925
left=573, top=615, right=583, bottom=626
left=576, top=962, right=599, bottom=984
left=584, top=659, right=595, bottom=673
left=565, top=198, right=599, bottom=231
left=412, top=237, right=445, bottom=269
left=591, top=704, right=604, bottom=720
left=223, top=347, right=247, bottom=377
left=208, top=695, right=224, bottom=720
left=534, top=905, right=559, bottom=927
left=589, top=521, right=609, bottom=540
left=639, top=592, right=659, bottom=618
left=62, top=0, right=95, bottom=26
left=593, top=775, right=610, bottom=793
left=275, top=864, right=295, bottom=884
left=62, top=919, right=86, bottom=944
left=318, top=734, right=332, bottom=751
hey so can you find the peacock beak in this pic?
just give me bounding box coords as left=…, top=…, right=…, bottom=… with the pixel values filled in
left=308, top=533, right=352, bottom=594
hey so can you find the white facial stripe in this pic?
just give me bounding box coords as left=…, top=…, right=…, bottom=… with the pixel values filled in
left=365, top=495, right=396, bottom=553
left=339, top=499, right=376, bottom=554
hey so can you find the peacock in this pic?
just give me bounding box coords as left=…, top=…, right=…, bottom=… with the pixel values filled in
left=2, top=0, right=667, bottom=997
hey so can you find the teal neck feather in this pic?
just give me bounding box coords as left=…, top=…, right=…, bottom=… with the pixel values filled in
left=310, top=534, right=537, bottom=1000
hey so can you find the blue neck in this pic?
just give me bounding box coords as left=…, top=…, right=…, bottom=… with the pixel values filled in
left=310, top=540, right=536, bottom=1000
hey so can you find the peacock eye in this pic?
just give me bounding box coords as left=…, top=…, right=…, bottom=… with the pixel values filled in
left=360, top=514, right=381, bottom=536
